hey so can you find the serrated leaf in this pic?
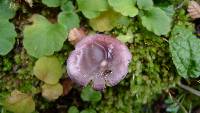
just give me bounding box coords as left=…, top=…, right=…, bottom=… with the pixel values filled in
left=23, top=14, right=67, bottom=58
left=137, top=0, right=154, bottom=10
left=0, top=20, right=16, bottom=55
left=108, top=0, right=138, bottom=17
left=4, top=90, right=35, bottom=113
left=42, top=0, right=64, bottom=7
left=42, top=83, right=63, bottom=101
left=58, top=11, right=80, bottom=30
left=169, top=25, right=200, bottom=78
left=77, top=0, right=109, bottom=19
left=33, top=56, right=63, bottom=84
left=89, top=10, right=129, bottom=32
left=81, top=85, right=101, bottom=102
left=140, top=7, right=171, bottom=36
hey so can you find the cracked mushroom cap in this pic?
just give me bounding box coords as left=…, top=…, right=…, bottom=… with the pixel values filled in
left=67, top=34, right=132, bottom=90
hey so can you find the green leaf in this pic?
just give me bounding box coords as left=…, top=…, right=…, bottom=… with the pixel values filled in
left=4, top=90, right=35, bottom=113
left=23, top=14, right=67, bottom=58
left=160, top=5, right=175, bottom=18
left=82, top=11, right=101, bottom=19
left=68, top=106, right=79, bottom=113
left=80, top=109, right=96, bottom=113
left=33, top=56, right=63, bottom=84
left=77, top=0, right=109, bottom=19
left=140, top=7, right=171, bottom=36
left=136, top=0, right=154, bottom=10
left=108, top=0, right=138, bottom=17
left=0, top=0, right=17, bottom=55
left=169, top=25, right=200, bottom=78
left=89, top=10, right=129, bottom=32
left=0, top=20, right=16, bottom=55
left=42, top=0, right=64, bottom=7
left=0, top=0, right=16, bottom=20
left=61, top=1, right=74, bottom=12
left=58, top=11, right=80, bottom=30
left=117, top=30, right=134, bottom=43
left=42, top=83, right=63, bottom=101
left=81, top=85, right=102, bottom=102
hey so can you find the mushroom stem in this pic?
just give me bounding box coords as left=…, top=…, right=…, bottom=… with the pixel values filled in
left=178, top=82, right=200, bottom=97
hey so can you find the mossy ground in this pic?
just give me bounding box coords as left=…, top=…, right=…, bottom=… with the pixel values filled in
left=1, top=0, right=200, bottom=113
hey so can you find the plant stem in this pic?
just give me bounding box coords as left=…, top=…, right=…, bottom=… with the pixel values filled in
left=178, top=82, right=200, bottom=97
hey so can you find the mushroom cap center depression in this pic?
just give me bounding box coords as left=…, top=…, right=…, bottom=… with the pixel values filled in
left=79, top=41, right=113, bottom=78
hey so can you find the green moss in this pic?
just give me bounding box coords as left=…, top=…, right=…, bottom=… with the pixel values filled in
left=92, top=31, right=180, bottom=113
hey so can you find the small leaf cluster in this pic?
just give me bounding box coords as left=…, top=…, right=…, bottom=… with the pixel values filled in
left=77, top=0, right=172, bottom=36
left=24, top=0, right=80, bottom=58
left=0, top=0, right=172, bottom=57
left=1, top=0, right=80, bottom=58
left=33, top=56, right=64, bottom=101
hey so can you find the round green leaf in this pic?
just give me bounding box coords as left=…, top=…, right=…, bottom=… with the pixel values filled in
left=0, top=0, right=17, bottom=55
left=82, top=10, right=101, bottom=19
left=23, top=14, right=67, bottom=58
left=42, top=83, right=63, bottom=101
left=81, top=85, right=102, bottom=102
left=89, top=10, right=129, bottom=32
left=80, top=109, right=96, bottom=113
left=42, top=0, right=62, bottom=7
left=68, top=106, right=79, bottom=113
left=33, top=56, right=63, bottom=84
left=136, top=0, right=154, bottom=10
left=4, top=90, right=35, bottom=113
left=0, top=20, right=16, bottom=55
left=58, top=11, right=80, bottom=30
left=108, top=0, right=138, bottom=17
left=77, top=0, right=109, bottom=19
left=0, top=0, right=16, bottom=20
left=61, top=1, right=74, bottom=12
left=140, top=7, right=171, bottom=36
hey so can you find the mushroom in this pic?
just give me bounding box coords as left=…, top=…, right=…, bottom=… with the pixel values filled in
left=67, top=28, right=132, bottom=90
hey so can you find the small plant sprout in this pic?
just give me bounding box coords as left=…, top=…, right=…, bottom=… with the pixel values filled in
left=67, top=31, right=132, bottom=90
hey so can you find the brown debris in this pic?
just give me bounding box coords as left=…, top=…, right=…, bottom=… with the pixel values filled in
left=188, top=1, right=200, bottom=19
left=61, top=78, right=74, bottom=96
left=68, top=28, right=87, bottom=45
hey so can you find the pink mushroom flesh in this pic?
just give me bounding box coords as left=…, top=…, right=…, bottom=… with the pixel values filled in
left=67, top=34, right=132, bottom=90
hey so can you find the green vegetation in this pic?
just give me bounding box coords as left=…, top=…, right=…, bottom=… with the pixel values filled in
left=0, top=0, right=200, bottom=113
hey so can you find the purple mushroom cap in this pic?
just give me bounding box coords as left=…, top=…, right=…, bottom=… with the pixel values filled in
left=67, top=34, right=132, bottom=90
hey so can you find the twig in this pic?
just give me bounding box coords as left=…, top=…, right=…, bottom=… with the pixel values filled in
left=178, top=82, right=200, bottom=96
left=168, top=92, right=188, bottom=113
